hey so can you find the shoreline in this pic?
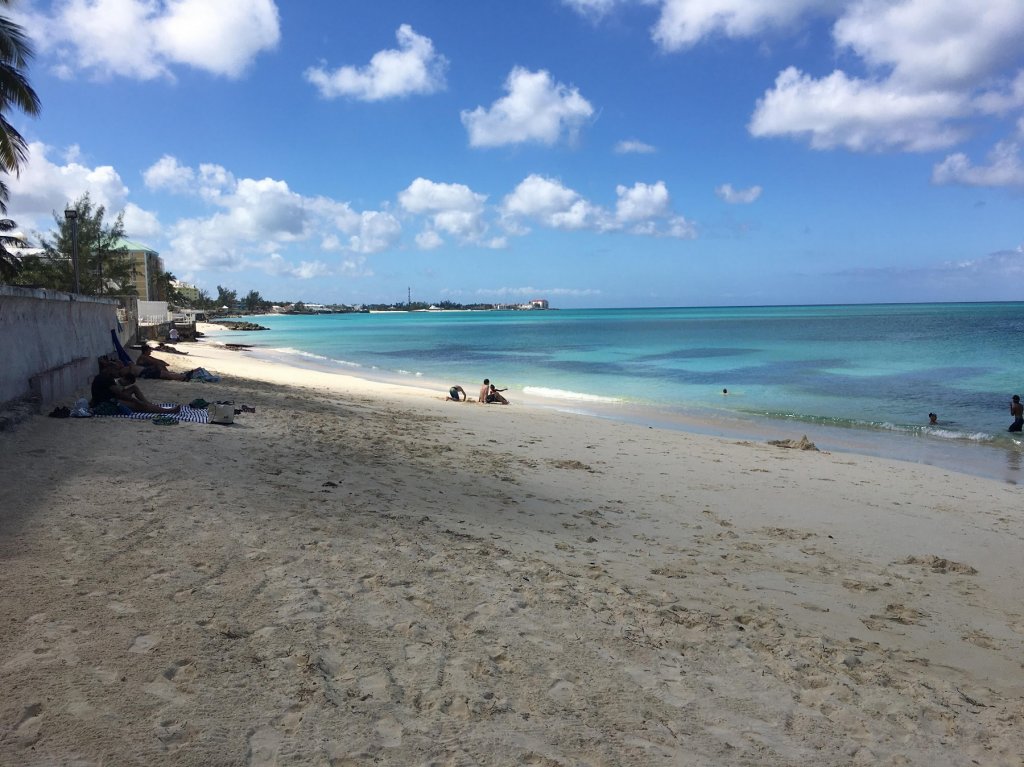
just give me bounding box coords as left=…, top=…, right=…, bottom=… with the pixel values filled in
left=2, top=335, right=1022, bottom=764
left=196, top=324, right=1024, bottom=484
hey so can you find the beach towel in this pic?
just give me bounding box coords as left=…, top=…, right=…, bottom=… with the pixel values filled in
left=92, top=404, right=210, bottom=424
left=111, top=329, right=133, bottom=366
left=189, top=367, right=220, bottom=383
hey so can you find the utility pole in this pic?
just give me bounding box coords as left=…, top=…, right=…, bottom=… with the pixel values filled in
left=64, top=207, right=80, bottom=293
left=408, top=286, right=411, bottom=307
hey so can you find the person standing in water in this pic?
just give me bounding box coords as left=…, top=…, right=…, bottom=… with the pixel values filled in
left=1009, top=395, right=1023, bottom=432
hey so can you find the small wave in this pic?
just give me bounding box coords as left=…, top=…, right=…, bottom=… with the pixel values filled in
left=270, top=347, right=361, bottom=367
left=879, top=422, right=994, bottom=442
left=523, top=386, right=622, bottom=403
left=757, top=410, right=997, bottom=442
left=924, top=427, right=994, bottom=443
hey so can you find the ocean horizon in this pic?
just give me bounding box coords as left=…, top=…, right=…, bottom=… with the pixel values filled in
left=201, top=302, right=1024, bottom=484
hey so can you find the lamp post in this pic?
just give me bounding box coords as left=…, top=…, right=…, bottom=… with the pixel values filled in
left=64, top=207, right=80, bottom=293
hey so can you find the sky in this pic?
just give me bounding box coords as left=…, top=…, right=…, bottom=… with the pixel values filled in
left=5, top=0, right=1024, bottom=308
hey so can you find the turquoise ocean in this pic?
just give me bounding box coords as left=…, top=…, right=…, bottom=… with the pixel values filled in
left=202, top=303, right=1024, bottom=483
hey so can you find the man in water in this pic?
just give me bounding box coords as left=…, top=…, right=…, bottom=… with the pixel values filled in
left=1009, top=395, right=1023, bottom=432
left=928, top=413, right=938, bottom=425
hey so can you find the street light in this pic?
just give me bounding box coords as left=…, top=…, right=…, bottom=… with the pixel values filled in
left=64, top=207, right=80, bottom=294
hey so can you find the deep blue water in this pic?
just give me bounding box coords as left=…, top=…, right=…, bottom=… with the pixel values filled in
left=202, top=304, right=1024, bottom=482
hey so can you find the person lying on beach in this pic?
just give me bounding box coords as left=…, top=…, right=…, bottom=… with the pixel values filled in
left=487, top=384, right=509, bottom=405
left=446, top=385, right=467, bottom=402
left=90, top=371, right=181, bottom=415
left=136, top=344, right=192, bottom=381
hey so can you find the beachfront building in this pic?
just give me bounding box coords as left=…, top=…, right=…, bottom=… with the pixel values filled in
left=529, top=298, right=549, bottom=310
left=172, top=280, right=200, bottom=305
left=110, top=239, right=164, bottom=301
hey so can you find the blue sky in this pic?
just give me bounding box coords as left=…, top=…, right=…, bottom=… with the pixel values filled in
left=6, top=0, right=1024, bottom=307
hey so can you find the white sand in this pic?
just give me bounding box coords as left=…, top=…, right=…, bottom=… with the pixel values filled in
left=1, top=334, right=1022, bottom=765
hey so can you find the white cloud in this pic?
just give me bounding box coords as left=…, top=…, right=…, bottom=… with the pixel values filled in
left=415, top=230, right=443, bottom=250
left=263, top=253, right=331, bottom=279
left=503, top=174, right=694, bottom=238
left=563, top=1, right=1024, bottom=157
left=716, top=183, right=763, bottom=203
left=616, top=181, right=670, bottom=223
left=143, top=155, right=194, bottom=193
left=346, top=211, right=402, bottom=254
left=22, top=0, right=280, bottom=80
left=562, top=0, right=624, bottom=18
left=476, top=285, right=602, bottom=298
left=749, top=67, right=967, bottom=151
left=932, top=141, right=1024, bottom=187
left=150, top=157, right=401, bottom=272
left=502, top=175, right=602, bottom=230
left=7, top=141, right=129, bottom=224
left=744, top=2, right=1024, bottom=153
left=833, top=0, right=1024, bottom=91
left=122, top=203, right=161, bottom=238
left=666, top=216, right=697, bottom=239
left=651, top=0, right=829, bottom=51
left=305, top=25, right=447, bottom=101
left=399, top=177, right=489, bottom=245
left=614, top=139, right=657, bottom=154
left=461, top=67, right=595, bottom=147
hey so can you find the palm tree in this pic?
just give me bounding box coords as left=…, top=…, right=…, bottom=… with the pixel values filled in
left=0, top=2, right=41, bottom=213
left=0, top=215, right=23, bottom=279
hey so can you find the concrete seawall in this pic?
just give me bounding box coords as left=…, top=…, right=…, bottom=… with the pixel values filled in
left=0, top=286, right=122, bottom=408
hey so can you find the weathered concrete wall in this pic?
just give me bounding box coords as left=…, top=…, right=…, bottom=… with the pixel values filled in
left=0, top=286, right=122, bottom=408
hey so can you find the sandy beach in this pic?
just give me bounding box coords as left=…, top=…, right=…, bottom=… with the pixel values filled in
left=1, top=335, right=1023, bottom=766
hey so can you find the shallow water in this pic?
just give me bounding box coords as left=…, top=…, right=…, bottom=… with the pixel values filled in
left=203, top=303, right=1024, bottom=483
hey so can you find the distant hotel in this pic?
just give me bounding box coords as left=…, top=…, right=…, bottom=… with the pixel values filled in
left=495, top=298, right=550, bottom=310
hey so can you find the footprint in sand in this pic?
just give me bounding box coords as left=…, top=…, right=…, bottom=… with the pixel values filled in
left=13, top=703, right=43, bottom=746
left=962, top=630, right=999, bottom=649
left=129, top=634, right=160, bottom=653
left=247, top=724, right=283, bottom=767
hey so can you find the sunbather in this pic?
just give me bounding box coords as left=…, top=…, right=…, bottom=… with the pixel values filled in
left=136, top=344, right=192, bottom=381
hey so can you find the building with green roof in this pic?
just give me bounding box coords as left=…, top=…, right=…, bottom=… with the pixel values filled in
left=110, top=238, right=164, bottom=300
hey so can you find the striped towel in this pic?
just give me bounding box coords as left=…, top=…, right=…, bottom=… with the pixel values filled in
left=94, top=405, right=210, bottom=424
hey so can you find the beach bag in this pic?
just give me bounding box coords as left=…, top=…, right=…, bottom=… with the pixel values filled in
left=208, top=403, right=235, bottom=425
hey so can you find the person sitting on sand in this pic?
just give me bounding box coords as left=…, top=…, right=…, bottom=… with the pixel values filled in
left=90, top=371, right=181, bottom=415
left=446, top=385, right=467, bottom=402
left=1009, top=395, right=1023, bottom=432
left=478, top=379, right=490, bottom=404
left=487, top=384, right=509, bottom=405
left=136, top=344, right=192, bottom=381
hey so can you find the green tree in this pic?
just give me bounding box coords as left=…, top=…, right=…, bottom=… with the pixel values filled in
left=15, top=194, right=133, bottom=294
left=0, top=2, right=41, bottom=212
left=215, top=285, right=237, bottom=310
left=242, top=289, right=265, bottom=313
left=0, top=4, right=41, bottom=278
left=0, top=215, right=24, bottom=280
left=195, top=288, right=213, bottom=309
left=155, top=270, right=185, bottom=304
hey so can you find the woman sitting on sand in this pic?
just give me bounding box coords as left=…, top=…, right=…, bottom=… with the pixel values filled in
left=90, top=371, right=181, bottom=415
left=487, top=384, right=509, bottom=404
